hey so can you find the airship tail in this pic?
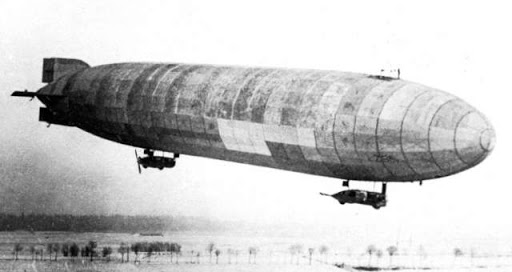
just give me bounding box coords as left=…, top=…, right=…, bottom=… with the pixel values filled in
left=42, top=58, right=89, bottom=83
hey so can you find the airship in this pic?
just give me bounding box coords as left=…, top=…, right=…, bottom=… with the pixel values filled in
left=12, top=58, right=495, bottom=207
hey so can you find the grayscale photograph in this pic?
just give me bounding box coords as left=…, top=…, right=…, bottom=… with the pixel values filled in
left=0, top=1, right=508, bottom=271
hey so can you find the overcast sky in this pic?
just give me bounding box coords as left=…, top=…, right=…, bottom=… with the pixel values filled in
left=0, top=0, right=510, bottom=247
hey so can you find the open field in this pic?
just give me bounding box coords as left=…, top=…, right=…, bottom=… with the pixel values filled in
left=1, top=231, right=512, bottom=271
left=0, top=261, right=341, bottom=272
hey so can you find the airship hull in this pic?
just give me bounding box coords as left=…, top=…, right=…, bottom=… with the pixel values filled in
left=36, top=60, right=495, bottom=182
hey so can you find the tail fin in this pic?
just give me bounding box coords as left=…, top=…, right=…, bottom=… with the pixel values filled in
left=42, top=58, right=89, bottom=83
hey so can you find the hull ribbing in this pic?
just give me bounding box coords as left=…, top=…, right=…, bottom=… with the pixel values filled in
left=38, top=62, right=495, bottom=181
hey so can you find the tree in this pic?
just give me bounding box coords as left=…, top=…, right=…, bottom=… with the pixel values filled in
left=234, top=250, right=240, bottom=264
left=289, top=244, right=303, bottom=265
left=52, top=243, right=60, bottom=261
left=196, top=251, right=201, bottom=264
left=102, top=247, right=113, bottom=261
left=70, top=243, right=80, bottom=258
left=118, top=243, right=127, bottom=263
left=470, top=248, right=476, bottom=267
left=87, top=241, right=97, bottom=262
left=47, top=243, right=53, bottom=261
left=418, top=245, right=427, bottom=267
left=296, top=245, right=303, bottom=265
left=131, top=243, right=140, bottom=264
left=166, top=243, right=174, bottom=263
left=454, top=248, right=463, bottom=258
left=61, top=243, right=70, bottom=257
left=248, top=247, right=259, bottom=264
left=146, top=243, right=154, bottom=263
left=126, top=246, right=130, bottom=262
left=38, top=248, right=44, bottom=261
left=227, top=249, right=234, bottom=264
left=29, top=245, right=36, bottom=260
left=319, top=245, right=329, bottom=263
left=453, top=248, right=463, bottom=266
left=366, top=245, right=377, bottom=266
left=386, top=246, right=398, bottom=267
left=46, top=243, right=60, bottom=261
left=376, top=249, right=383, bottom=267
left=190, top=250, right=195, bottom=263
left=35, top=247, right=40, bottom=261
left=170, top=243, right=181, bottom=264
left=308, top=248, right=315, bottom=265
left=207, top=242, right=215, bottom=263
left=215, top=249, right=221, bottom=264
left=13, top=243, right=23, bottom=261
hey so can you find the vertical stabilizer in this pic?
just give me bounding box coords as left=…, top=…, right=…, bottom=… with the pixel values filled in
left=42, top=58, right=89, bottom=83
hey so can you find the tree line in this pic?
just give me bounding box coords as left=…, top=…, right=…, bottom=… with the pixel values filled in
left=0, top=213, right=223, bottom=232
left=9, top=241, right=259, bottom=265
left=11, top=240, right=183, bottom=263
left=9, top=240, right=472, bottom=268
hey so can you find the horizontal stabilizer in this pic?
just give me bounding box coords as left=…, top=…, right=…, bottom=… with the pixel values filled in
left=11, top=90, right=38, bottom=98
left=11, top=90, right=65, bottom=98
left=11, top=90, right=65, bottom=105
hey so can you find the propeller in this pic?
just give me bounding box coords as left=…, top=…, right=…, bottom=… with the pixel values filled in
left=135, top=150, right=141, bottom=174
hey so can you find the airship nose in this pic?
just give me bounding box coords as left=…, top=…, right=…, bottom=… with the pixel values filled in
left=426, top=96, right=496, bottom=177
left=479, top=127, right=496, bottom=152
left=454, top=111, right=495, bottom=166
left=367, top=83, right=494, bottom=181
